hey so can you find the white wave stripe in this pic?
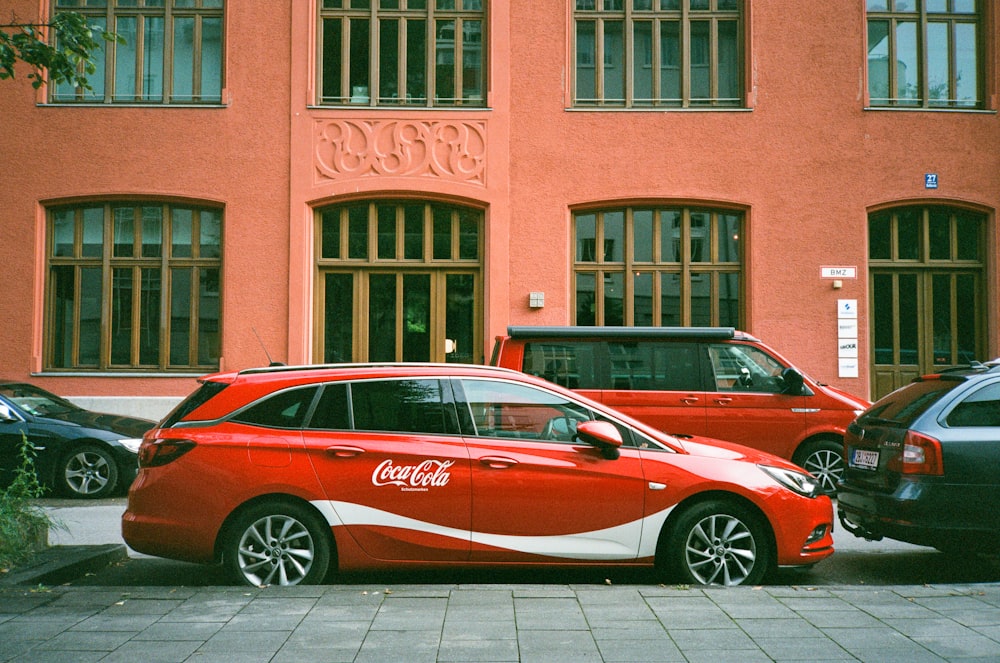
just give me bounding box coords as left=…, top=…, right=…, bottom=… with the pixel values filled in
left=310, top=500, right=675, bottom=561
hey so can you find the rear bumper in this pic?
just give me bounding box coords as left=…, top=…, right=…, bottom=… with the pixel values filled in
left=837, top=479, right=993, bottom=549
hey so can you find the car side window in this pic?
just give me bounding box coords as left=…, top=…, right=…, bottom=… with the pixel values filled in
left=306, top=383, right=351, bottom=430
left=945, top=381, right=1000, bottom=427
left=230, top=386, right=319, bottom=429
left=350, top=379, right=457, bottom=435
left=608, top=341, right=701, bottom=391
left=458, top=378, right=593, bottom=442
left=522, top=342, right=601, bottom=389
left=708, top=344, right=786, bottom=394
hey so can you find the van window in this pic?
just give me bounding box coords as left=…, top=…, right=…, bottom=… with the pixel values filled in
left=522, top=342, right=601, bottom=389
left=708, top=344, right=786, bottom=393
left=607, top=342, right=701, bottom=391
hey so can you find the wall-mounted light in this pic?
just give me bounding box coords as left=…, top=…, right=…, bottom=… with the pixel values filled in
left=529, top=292, right=545, bottom=308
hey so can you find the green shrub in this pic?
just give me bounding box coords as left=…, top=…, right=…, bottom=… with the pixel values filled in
left=0, top=433, right=53, bottom=571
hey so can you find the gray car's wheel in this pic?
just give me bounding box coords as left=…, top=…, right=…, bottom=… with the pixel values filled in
left=793, top=439, right=844, bottom=494
left=223, top=501, right=331, bottom=587
left=664, top=500, right=771, bottom=586
left=59, top=445, right=119, bottom=499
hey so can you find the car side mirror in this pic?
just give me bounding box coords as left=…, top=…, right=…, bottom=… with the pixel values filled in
left=576, top=420, right=623, bottom=460
left=780, top=367, right=805, bottom=395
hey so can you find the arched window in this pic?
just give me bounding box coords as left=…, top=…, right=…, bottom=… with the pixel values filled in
left=573, top=206, right=743, bottom=326
left=46, top=202, right=222, bottom=371
left=316, top=200, right=483, bottom=363
left=868, top=205, right=986, bottom=398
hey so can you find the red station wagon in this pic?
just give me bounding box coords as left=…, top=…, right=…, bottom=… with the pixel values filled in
left=123, top=363, right=834, bottom=586
left=491, top=327, right=870, bottom=493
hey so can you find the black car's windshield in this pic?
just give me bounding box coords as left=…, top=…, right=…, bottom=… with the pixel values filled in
left=0, top=383, right=79, bottom=417
left=860, top=377, right=964, bottom=427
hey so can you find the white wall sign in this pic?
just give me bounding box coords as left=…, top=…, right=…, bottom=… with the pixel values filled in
left=838, top=319, right=858, bottom=338
left=821, top=266, right=857, bottom=279
left=837, top=300, right=859, bottom=378
left=838, top=358, right=859, bottom=378
left=837, top=299, right=858, bottom=319
left=838, top=339, right=859, bottom=358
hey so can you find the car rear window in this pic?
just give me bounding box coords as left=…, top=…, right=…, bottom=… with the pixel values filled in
left=860, top=377, right=964, bottom=427
left=160, top=380, right=230, bottom=428
left=230, top=386, right=319, bottom=429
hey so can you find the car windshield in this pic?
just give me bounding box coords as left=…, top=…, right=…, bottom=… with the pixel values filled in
left=860, top=377, right=964, bottom=427
left=0, top=383, right=79, bottom=416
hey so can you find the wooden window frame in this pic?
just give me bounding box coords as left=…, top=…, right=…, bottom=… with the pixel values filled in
left=868, top=205, right=986, bottom=397
left=317, top=0, right=486, bottom=107
left=51, top=0, right=225, bottom=104
left=45, top=202, right=223, bottom=372
left=314, top=200, right=484, bottom=363
left=572, top=206, right=743, bottom=327
left=865, top=0, right=984, bottom=109
left=572, top=0, right=744, bottom=108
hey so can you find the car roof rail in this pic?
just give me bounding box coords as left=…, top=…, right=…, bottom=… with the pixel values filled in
left=506, top=326, right=747, bottom=340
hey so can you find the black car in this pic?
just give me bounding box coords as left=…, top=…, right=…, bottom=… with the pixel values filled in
left=0, top=382, right=155, bottom=499
left=838, top=361, right=1000, bottom=552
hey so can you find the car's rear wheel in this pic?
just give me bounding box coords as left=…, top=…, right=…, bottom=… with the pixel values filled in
left=664, top=500, right=771, bottom=586
left=222, top=501, right=331, bottom=587
left=793, top=438, right=844, bottom=494
left=58, top=445, right=119, bottom=499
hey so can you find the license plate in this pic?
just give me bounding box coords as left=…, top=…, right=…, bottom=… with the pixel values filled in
left=850, top=448, right=879, bottom=470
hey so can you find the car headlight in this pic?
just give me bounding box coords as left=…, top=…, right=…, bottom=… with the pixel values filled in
left=758, top=465, right=820, bottom=498
left=117, top=438, right=144, bottom=454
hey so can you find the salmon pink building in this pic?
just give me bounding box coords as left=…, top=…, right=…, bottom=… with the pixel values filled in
left=1, top=1, right=998, bottom=417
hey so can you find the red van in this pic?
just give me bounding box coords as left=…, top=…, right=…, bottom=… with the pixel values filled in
left=491, top=326, right=869, bottom=493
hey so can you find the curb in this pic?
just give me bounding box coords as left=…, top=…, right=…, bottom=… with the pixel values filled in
left=0, top=544, right=128, bottom=587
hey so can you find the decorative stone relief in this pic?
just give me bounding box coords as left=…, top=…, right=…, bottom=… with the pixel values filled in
left=315, top=119, right=487, bottom=185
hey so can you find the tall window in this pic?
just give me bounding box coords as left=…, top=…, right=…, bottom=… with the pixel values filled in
left=866, top=0, right=983, bottom=108
left=318, top=0, right=485, bottom=107
left=573, top=0, right=742, bottom=108
left=52, top=0, right=224, bottom=104
left=573, top=207, right=742, bottom=326
left=46, top=203, right=222, bottom=371
left=868, top=206, right=985, bottom=398
left=316, top=200, right=482, bottom=363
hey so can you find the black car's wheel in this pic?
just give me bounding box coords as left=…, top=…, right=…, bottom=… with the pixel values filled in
left=58, top=444, right=119, bottom=499
left=222, top=501, right=331, bottom=587
left=664, top=500, right=771, bottom=586
left=793, top=439, right=844, bottom=494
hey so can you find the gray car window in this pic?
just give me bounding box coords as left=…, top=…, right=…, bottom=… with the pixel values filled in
left=946, top=381, right=1000, bottom=428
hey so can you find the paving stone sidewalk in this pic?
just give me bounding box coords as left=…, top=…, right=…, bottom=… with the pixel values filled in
left=4, top=582, right=1000, bottom=662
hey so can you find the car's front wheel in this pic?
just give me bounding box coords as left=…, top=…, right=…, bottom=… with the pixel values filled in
left=58, top=445, right=119, bottom=499
left=664, top=500, right=771, bottom=586
left=793, top=438, right=844, bottom=494
left=222, top=501, right=331, bottom=587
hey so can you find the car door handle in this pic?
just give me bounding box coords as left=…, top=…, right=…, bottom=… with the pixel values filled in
left=714, top=398, right=733, bottom=405
left=479, top=456, right=518, bottom=469
left=325, top=445, right=365, bottom=457
left=680, top=397, right=700, bottom=405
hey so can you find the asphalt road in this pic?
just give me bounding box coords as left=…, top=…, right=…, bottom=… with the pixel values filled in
left=36, top=497, right=1000, bottom=588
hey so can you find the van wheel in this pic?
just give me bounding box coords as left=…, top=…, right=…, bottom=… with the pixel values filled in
left=793, top=439, right=844, bottom=494
left=663, top=500, right=771, bottom=586
left=222, top=501, right=331, bottom=587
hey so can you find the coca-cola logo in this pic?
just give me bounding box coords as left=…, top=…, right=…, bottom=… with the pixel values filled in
left=372, top=459, right=454, bottom=491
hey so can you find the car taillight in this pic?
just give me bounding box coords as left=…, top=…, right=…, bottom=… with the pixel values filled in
left=139, top=438, right=196, bottom=468
left=887, top=431, right=943, bottom=476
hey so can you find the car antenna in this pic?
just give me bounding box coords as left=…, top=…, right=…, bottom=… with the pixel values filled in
left=252, top=327, right=286, bottom=367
